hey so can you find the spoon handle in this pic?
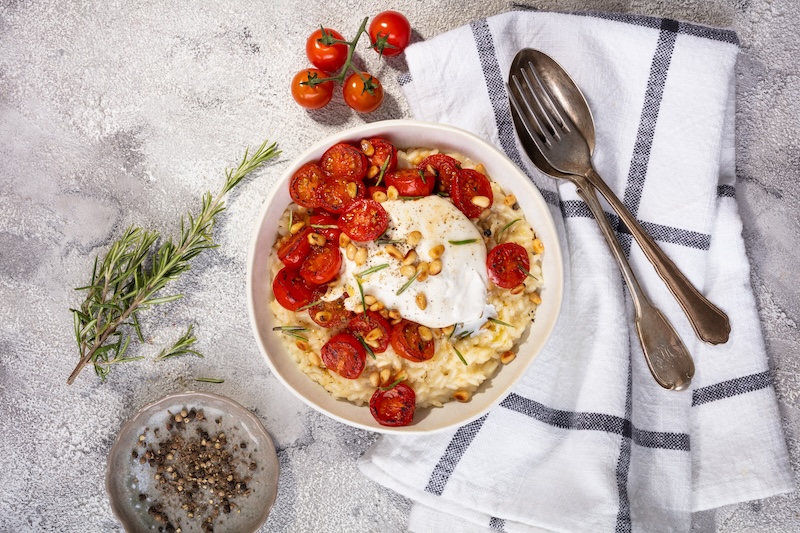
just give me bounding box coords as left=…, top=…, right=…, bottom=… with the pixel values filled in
left=573, top=176, right=695, bottom=390
left=586, top=168, right=731, bottom=345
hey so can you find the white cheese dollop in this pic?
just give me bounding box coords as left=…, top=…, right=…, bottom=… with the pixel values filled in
left=329, top=195, right=494, bottom=329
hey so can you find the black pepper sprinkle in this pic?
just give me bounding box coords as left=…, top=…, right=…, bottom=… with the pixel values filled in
left=132, top=406, right=256, bottom=531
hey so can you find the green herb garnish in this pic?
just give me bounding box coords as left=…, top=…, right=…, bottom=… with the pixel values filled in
left=355, top=276, right=367, bottom=317
left=356, top=263, right=389, bottom=278
left=448, top=239, right=478, bottom=245
left=488, top=317, right=513, bottom=327
left=195, top=377, right=225, bottom=384
left=272, top=326, right=309, bottom=341
left=453, top=345, right=468, bottom=366
left=418, top=169, right=427, bottom=184
left=396, top=271, right=419, bottom=295
left=156, top=324, right=203, bottom=360
left=296, top=299, right=323, bottom=311
left=381, top=377, right=403, bottom=390
left=356, top=335, right=376, bottom=359
left=311, top=224, right=338, bottom=229
left=375, top=153, right=392, bottom=187
left=497, top=218, right=521, bottom=237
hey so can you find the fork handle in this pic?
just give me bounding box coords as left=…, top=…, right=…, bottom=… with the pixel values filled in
left=573, top=176, right=695, bottom=390
left=585, top=168, right=731, bottom=345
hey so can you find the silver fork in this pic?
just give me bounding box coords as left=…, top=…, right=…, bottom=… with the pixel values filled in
left=509, top=60, right=695, bottom=391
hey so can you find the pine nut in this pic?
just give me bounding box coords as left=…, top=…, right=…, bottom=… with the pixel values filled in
left=418, top=325, right=433, bottom=341
left=354, top=247, right=367, bottom=265
left=372, top=190, right=387, bottom=202
left=533, top=238, right=544, bottom=254
left=390, top=317, right=402, bottom=325
left=346, top=243, right=357, bottom=261
left=307, top=232, right=326, bottom=246
left=308, top=351, right=321, bottom=366
left=428, top=244, right=445, bottom=259
left=442, top=324, right=455, bottom=337
left=511, top=283, right=525, bottom=295
left=453, top=390, right=471, bottom=402
left=503, top=194, right=517, bottom=206
left=295, top=340, right=310, bottom=352
left=478, top=208, right=492, bottom=220
left=416, top=293, right=427, bottom=310
left=500, top=351, right=516, bottom=364
left=385, top=244, right=404, bottom=261
left=429, top=259, right=442, bottom=276
left=378, top=309, right=390, bottom=318
left=345, top=181, right=358, bottom=198
left=369, top=372, right=380, bottom=387
left=407, top=231, right=422, bottom=246
left=393, top=369, right=408, bottom=382
left=367, top=165, right=380, bottom=179
left=530, top=292, right=542, bottom=305
left=475, top=163, right=487, bottom=175
left=402, top=249, right=417, bottom=265
left=400, top=265, right=416, bottom=278
left=364, top=294, right=378, bottom=306
left=389, top=309, right=402, bottom=320
left=365, top=337, right=380, bottom=349
left=425, top=164, right=437, bottom=175
left=314, top=311, right=332, bottom=324
left=365, top=328, right=383, bottom=342
left=339, top=232, right=350, bottom=248
left=387, top=185, right=399, bottom=200
left=369, top=302, right=384, bottom=312
left=290, top=221, right=306, bottom=234
left=360, top=139, right=375, bottom=156
left=379, top=368, right=392, bottom=386
left=416, top=261, right=430, bottom=282
left=354, top=303, right=365, bottom=314
left=470, top=195, right=490, bottom=208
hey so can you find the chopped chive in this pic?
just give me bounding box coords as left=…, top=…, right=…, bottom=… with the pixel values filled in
left=356, top=263, right=389, bottom=278
left=396, top=271, right=419, bottom=295
left=311, top=224, right=338, bottom=229
left=488, top=317, right=513, bottom=327
left=195, top=377, right=225, bottom=383
left=497, top=218, right=521, bottom=236
left=381, top=377, right=402, bottom=390
left=452, top=345, right=468, bottom=366
left=448, top=239, right=478, bottom=245
left=356, top=335, right=376, bottom=359
left=375, top=154, right=391, bottom=187
left=296, top=299, right=323, bottom=311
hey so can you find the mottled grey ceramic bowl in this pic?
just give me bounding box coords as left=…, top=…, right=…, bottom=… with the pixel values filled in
left=106, top=391, right=279, bottom=533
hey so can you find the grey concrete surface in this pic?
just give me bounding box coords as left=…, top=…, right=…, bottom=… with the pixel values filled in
left=1, top=0, right=797, bottom=531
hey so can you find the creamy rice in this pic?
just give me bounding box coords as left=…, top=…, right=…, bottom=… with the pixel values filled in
left=268, top=147, right=544, bottom=410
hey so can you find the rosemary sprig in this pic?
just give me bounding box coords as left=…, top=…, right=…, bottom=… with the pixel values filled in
left=296, top=299, right=323, bottom=311
left=396, top=271, right=418, bottom=295
left=356, top=335, right=376, bottom=359
left=67, top=140, right=280, bottom=384
left=448, top=239, right=478, bottom=245
left=488, top=317, right=513, bottom=327
left=452, top=345, right=468, bottom=366
left=156, top=324, right=203, bottom=360
left=518, top=265, right=536, bottom=279
left=356, top=263, right=389, bottom=278
left=355, top=275, right=367, bottom=317
left=497, top=218, right=520, bottom=237
left=273, top=325, right=309, bottom=341
left=374, top=155, right=391, bottom=187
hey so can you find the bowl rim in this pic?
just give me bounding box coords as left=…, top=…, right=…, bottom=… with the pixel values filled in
left=105, top=390, right=279, bottom=532
left=246, top=119, right=564, bottom=434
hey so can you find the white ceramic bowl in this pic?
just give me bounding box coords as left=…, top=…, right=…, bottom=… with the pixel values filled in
left=247, top=119, right=563, bottom=434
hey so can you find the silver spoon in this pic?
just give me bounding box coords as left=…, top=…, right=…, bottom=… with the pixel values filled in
left=508, top=50, right=694, bottom=390
left=509, top=48, right=730, bottom=346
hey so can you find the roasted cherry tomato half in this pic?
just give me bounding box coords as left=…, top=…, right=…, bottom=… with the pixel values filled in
left=320, top=142, right=368, bottom=181
left=348, top=311, right=392, bottom=353
left=368, top=10, right=412, bottom=58
left=277, top=227, right=313, bottom=268
left=307, top=295, right=353, bottom=328
left=366, top=185, right=387, bottom=201
left=370, top=382, right=416, bottom=427
left=390, top=319, right=435, bottom=363
left=364, top=137, right=398, bottom=184
left=290, top=69, right=334, bottom=110
left=321, top=332, right=366, bottom=379
left=308, top=213, right=341, bottom=243
left=418, top=154, right=461, bottom=195
left=272, top=267, right=316, bottom=311
left=385, top=168, right=435, bottom=197
left=289, top=162, right=324, bottom=208
left=300, top=241, right=342, bottom=285
left=306, top=28, right=348, bottom=72
left=451, top=168, right=493, bottom=219
left=338, top=199, right=389, bottom=242
left=343, top=72, right=384, bottom=113
left=315, top=175, right=365, bottom=214
left=486, top=242, right=530, bottom=289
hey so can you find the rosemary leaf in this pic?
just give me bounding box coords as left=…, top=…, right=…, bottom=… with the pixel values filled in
left=356, top=335, right=376, bottom=359
left=195, top=377, right=225, bottom=384
left=396, top=271, right=418, bottom=295
left=497, top=218, right=521, bottom=237
left=356, top=263, right=389, bottom=278
left=156, top=325, right=203, bottom=361
left=452, top=345, right=468, bottom=366
left=374, top=153, right=391, bottom=187
left=488, top=317, right=513, bottom=327
left=67, top=139, right=280, bottom=384
left=448, top=239, right=478, bottom=245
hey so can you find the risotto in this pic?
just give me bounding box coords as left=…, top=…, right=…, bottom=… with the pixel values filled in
left=268, top=137, right=544, bottom=426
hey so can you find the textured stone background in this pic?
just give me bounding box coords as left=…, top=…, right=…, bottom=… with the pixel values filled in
left=0, top=0, right=797, bottom=531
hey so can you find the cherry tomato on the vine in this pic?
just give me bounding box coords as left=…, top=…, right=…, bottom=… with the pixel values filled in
left=291, top=69, right=334, bottom=110
left=368, top=11, right=411, bottom=58
left=306, top=28, right=348, bottom=72
left=343, top=72, right=384, bottom=113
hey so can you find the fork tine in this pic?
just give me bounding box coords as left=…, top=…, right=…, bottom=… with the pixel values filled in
left=508, top=75, right=552, bottom=150
left=526, top=61, right=574, bottom=133
left=519, top=64, right=560, bottom=141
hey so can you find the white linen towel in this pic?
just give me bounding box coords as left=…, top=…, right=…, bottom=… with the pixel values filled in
left=358, top=10, right=794, bottom=533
